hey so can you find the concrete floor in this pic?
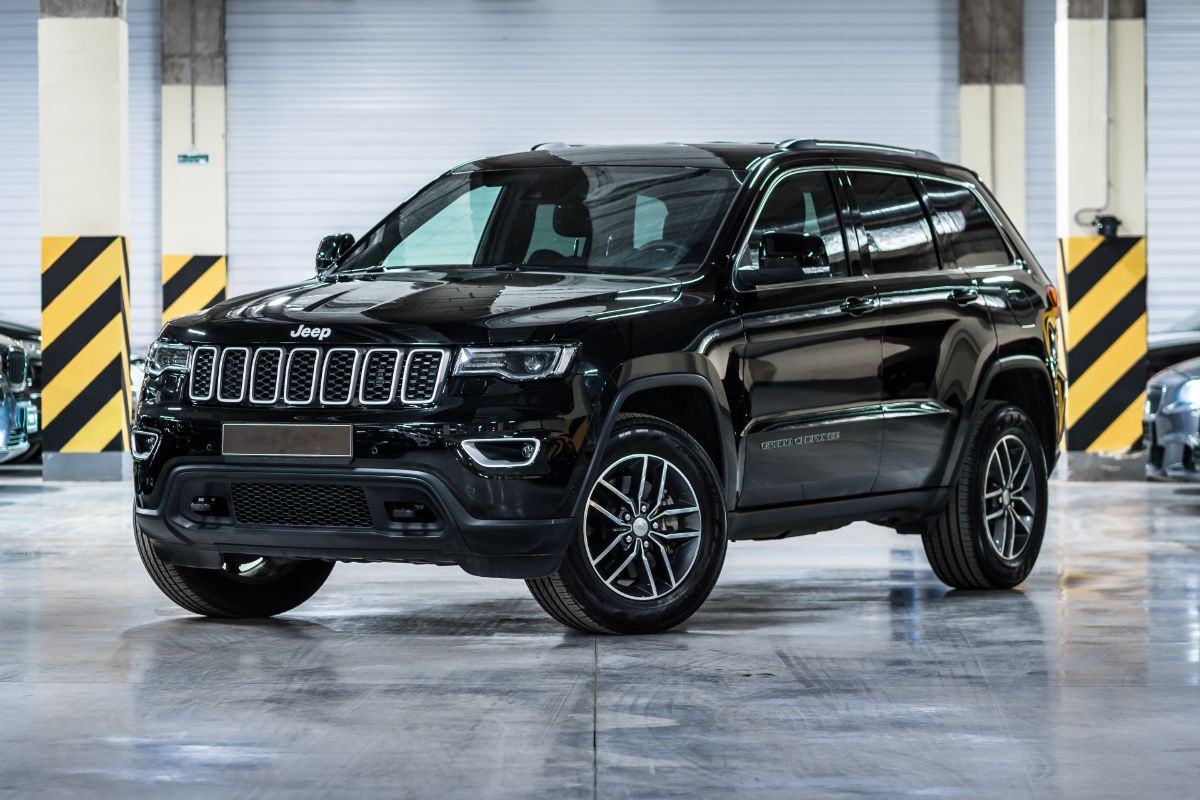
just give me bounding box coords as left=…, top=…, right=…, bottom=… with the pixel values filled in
left=1, top=465, right=1198, bottom=799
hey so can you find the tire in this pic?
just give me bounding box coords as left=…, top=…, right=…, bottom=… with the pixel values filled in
left=527, top=413, right=727, bottom=634
left=922, top=401, right=1048, bottom=590
left=134, top=523, right=334, bottom=618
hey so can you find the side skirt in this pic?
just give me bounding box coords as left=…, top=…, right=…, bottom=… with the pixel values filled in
left=727, top=487, right=951, bottom=541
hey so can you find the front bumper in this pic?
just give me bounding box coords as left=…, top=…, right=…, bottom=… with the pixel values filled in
left=1145, top=404, right=1200, bottom=481
left=135, top=462, right=577, bottom=578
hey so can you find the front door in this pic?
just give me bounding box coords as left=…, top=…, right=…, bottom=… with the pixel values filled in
left=735, top=168, right=883, bottom=507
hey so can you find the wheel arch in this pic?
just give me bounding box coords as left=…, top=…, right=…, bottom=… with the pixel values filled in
left=573, top=370, right=739, bottom=518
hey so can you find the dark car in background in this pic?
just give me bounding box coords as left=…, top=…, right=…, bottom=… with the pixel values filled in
left=1145, top=355, right=1200, bottom=480
left=0, top=334, right=32, bottom=464
left=0, top=320, right=41, bottom=461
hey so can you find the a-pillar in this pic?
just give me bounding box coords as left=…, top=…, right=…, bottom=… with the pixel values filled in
left=38, top=0, right=132, bottom=481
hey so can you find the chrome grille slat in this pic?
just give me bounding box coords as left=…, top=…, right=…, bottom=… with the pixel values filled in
left=249, top=347, right=284, bottom=405
left=284, top=348, right=320, bottom=405
left=401, top=348, right=449, bottom=405
left=360, top=348, right=403, bottom=405
left=217, top=347, right=250, bottom=403
left=189, top=345, right=448, bottom=408
left=319, top=348, right=361, bottom=406
left=189, top=346, right=218, bottom=401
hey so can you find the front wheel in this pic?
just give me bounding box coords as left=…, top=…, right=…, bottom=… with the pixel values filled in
left=922, top=401, right=1048, bottom=589
left=135, top=523, right=334, bottom=617
left=527, top=414, right=727, bottom=634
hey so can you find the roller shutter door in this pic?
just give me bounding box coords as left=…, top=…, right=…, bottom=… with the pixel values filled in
left=1024, top=0, right=1056, bottom=276
left=0, top=0, right=39, bottom=329
left=226, top=0, right=959, bottom=297
left=1147, top=0, right=1200, bottom=331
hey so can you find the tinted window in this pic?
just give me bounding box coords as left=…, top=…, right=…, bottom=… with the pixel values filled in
left=736, top=171, right=848, bottom=283
left=848, top=172, right=938, bottom=275
left=338, top=166, right=741, bottom=277
left=924, top=180, right=1011, bottom=268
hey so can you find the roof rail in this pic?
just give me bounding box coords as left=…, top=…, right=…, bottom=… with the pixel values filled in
left=530, top=141, right=581, bottom=151
left=777, top=139, right=941, bottom=162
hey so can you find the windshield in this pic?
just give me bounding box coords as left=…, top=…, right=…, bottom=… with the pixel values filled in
left=1170, top=310, right=1200, bottom=333
left=336, top=166, right=742, bottom=276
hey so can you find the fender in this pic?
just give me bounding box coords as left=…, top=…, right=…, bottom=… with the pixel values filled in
left=938, top=354, right=1058, bottom=486
left=570, top=368, right=740, bottom=519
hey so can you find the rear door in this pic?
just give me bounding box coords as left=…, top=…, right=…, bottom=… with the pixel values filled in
left=843, top=168, right=995, bottom=493
left=735, top=167, right=882, bottom=507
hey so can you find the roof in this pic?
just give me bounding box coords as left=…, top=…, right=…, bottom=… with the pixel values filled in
left=453, top=140, right=947, bottom=173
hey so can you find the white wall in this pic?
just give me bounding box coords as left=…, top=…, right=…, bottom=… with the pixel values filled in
left=225, top=0, right=960, bottom=297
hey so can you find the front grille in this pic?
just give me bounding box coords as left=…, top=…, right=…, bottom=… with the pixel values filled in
left=230, top=482, right=373, bottom=528
left=187, top=345, right=451, bottom=408
left=4, top=346, right=27, bottom=386
left=1147, top=384, right=1165, bottom=415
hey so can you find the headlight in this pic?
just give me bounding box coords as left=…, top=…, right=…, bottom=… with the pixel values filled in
left=453, top=345, right=577, bottom=381
left=145, top=341, right=192, bottom=376
left=1176, top=379, right=1200, bottom=407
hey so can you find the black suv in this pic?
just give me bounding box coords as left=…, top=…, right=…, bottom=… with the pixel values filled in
left=133, top=140, right=1064, bottom=634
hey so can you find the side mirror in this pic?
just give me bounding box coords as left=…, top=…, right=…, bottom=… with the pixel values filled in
left=744, top=232, right=831, bottom=286
left=316, top=232, right=356, bottom=273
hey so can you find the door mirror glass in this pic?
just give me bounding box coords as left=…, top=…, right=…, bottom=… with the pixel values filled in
left=316, top=232, right=356, bottom=273
left=745, top=231, right=831, bottom=285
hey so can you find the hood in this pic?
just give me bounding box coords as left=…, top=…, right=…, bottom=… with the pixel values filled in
left=1153, top=354, right=1200, bottom=386
left=162, top=268, right=684, bottom=346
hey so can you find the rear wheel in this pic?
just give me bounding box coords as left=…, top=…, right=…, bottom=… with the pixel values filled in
left=527, top=414, right=727, bottom=634
left=922, top=401, right=1048, bottom=589
left=135, top=523, right=334, bottom=617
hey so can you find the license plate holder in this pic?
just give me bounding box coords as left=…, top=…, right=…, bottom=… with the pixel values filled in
left=221, top=423, right=354, bottom=458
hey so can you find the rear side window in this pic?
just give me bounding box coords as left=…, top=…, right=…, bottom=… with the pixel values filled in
left=923, top=180, right=1012, bottom=268
left=847, top=171, right=938, bottom=275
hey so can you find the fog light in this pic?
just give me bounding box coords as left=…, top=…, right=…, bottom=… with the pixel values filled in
left=461, top=437, right=541, bottom=469
left=131, top=429, right=160, bottom=462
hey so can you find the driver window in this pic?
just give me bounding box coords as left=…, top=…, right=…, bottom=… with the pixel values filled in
left=737, top=171, right=849, bottom=284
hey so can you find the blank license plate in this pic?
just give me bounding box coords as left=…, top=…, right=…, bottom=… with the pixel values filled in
left=222, top=423, right=353, bottom=458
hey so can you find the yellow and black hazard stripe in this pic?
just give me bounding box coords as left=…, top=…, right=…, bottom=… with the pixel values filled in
left=40, top=236, right=132, bottom=454
left=1058, top=235, right=1147, bottom=452
left=162, top=254, right=227, bottom=324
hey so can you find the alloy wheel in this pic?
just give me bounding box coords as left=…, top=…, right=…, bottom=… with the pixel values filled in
left=583, top=453, right=703, bottom=601
left=981, top=434, right=1038, bottom=561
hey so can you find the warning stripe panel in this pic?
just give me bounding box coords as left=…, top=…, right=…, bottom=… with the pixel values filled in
left=40, top=236, right=131, bottom=455
left=1059, top=235, right=1147, bottom=454
left=162, top=254, right=227, bottom=324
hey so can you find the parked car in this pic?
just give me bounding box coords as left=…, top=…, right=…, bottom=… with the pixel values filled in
left=0, top=335, right=31, bottom=464
left=1147, top=310, right=1200, bottom=377
left=131, top=140, right=1063, bottom=633
left=0, top=320, right=40, bottom=461
left=1144, top=355, right=1200, bottom=480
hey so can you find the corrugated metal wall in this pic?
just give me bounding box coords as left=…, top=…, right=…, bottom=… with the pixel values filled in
left=1024, top=0, right=1056, bottom=276
left=0, top=0, right=39, bottom=330
left=128, top=0, right=162, bottom=351
left=1147, top=0, right=1200, bottom=332
left=226, top=0, right=960, bottom=296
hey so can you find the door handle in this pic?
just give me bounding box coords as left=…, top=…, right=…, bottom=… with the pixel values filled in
left=840, top=296, right=877, bottom=316
left=949, top=286, right=980, bottom=305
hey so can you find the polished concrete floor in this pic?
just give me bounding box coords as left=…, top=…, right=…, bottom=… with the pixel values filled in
left=1, top=464, right=1198, bottom=799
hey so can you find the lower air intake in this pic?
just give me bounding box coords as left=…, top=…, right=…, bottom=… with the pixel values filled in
left=230, top=483, right=373, bottom=528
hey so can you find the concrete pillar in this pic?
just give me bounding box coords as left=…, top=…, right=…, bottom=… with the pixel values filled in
left=1055, top=0, right=1147, bottom=473
left=959, top=0, right=1026, bottom=229
left=38, top=0, right=132, bottom=481
left=161, top=0, right=227, bottom=325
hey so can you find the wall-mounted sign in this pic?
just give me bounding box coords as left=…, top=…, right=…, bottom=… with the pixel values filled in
left=177, top=152, right=210, bottom=166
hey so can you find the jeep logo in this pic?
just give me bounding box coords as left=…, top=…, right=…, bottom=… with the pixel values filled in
left=290, top=324, right=332, bottom=340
